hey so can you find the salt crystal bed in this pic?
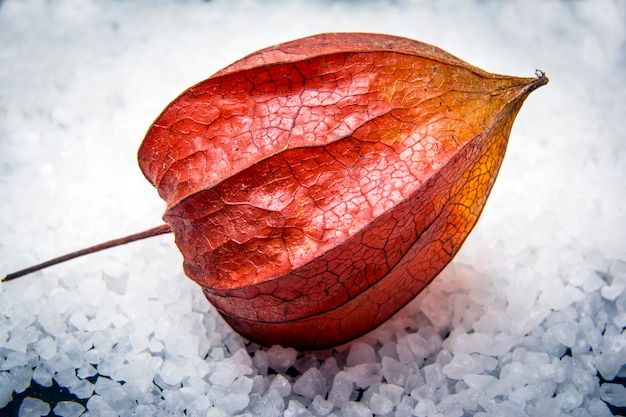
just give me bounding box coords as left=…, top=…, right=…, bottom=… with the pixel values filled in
left=1, top=0, right=625, bottom=416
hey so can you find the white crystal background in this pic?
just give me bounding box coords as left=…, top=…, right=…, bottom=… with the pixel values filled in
left=1, top=0, right=625, bottom=416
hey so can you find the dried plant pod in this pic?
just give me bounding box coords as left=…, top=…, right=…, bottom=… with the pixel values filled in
left=138, top=33, right=548, bottom=349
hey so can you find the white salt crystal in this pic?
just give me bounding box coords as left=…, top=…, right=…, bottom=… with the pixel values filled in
left=582, top=272, right=605, bottom=293
left=587, top=397, right=613, bottom=417
left=524, top=351, right=549, bottom=368
left=8, top=325, right=40, bottom=351
left=133, top=404, right=160, bottom=417
left=536, top=362, right=560, bottom=384
left=328, top=371, right=353, bottom=407
left=207, top=346, right=224, bottom=362
left=594, top=349, right=626, bottom=381
left=206, top=406, right=230, bottom=417
left=571, top=407, right=593, bottom=417
left=284, top=399, right=309, bottom=417
left=129, top=332, right=149, bottom=352
left=185, top=374, right=211, bottom=393
left=85, top=312, right=112, bottom=332
left=89, top=333, right=114, bottom=361
left=410, top=383, right=436, bottom=402
left=509, top=381, right=555, bottom=406
left=369, top=393, right=393, bottom=415
left=61, top=341, right=85, bottom=369
left=571, top=368, right=596, bottom=395
left=413, top=398, right=438, bottom=416
left=427, top=334, right=444, bottom=357
left=54, top=368, right=79, bottom=388
left=0, top=372, right=13, bottom=408
left=162, top=388, right=189, bottom=413
left=561, top=259, right=593, bottom=287
left=85, top=348, right=101, bottom=364
left=608, top=260, right=626, bottom=284
left=5, top=305, right=36, bottom=329
left=77, top=276, right=107, bottom=307
left=341, top=400, right=373, bottom=417
left=402, top=333, right=428, bottom=361
left=230, top=376, right=253, bottom=395
left=248, top=390, right=283, bottom=417
left=309, top=395, right=333, bottom=416
left=442, top=353, right=483, bottom=380
left=480, top=397, right=531, bottom=417
left=208, top=385, right=229, bottom=405
left=294, top=354, right=320, bottom=374
left=395, top=397, right=416, bottom=417
left=601, top=283, right=625, bottom=301
left=33, top=336, right=57, bottom=360
left=129, top=381, right=162, bottom=407
left=77, top=363, right=97, bottom=379
left=164, top=332, right=200, bottom=359
left=17, top=327, right=39, bottom=348
left=438, top=391, right=471, bottom=416
left=396, top=337, right=415, bottom=364
left=346, top=363, right=382, bottom=388
left=209, top=358, right=250, bottom=387
left=252, top=350, right=269, bottom=376
left=269, top=374, right=291, bottom=397
left=500, top=362, right=531, bottom=389
left=510, top=305, right=551, bottom=336
left=69, top=379, right=95, bottom=399
left=444, top=331, right=519, bottom=356
left=546, top=321, right=578, bottom=347
left=96, top=354, right=124, bottom=380
left=404, top=366, right=426, bottom=394
left=32, top=364, right=52, bottom=387
left=377, top=341, right=398, bottom=362
left=529, top=397, right=560, bottom=417
left=435, top=349, right=452, bottom=367
left=379, top=383, right=404, bottom=406
left=11, top=366, right=33, bottom=393
left=579, top=315, right=602, bottom=350
left=52, top=401, right=85, bottom=417
left=346, top=342, right=376, bottom=366
left=94, top=376, right=134, bottom=411
left=231, top=347, right=254, bottom=368
left=319, top=357, right=339, bottom=381
left=434, top=384, right=450, bottom=403
left=419, top=291, right=453, bottom=331
left=293, top=367, right=327, bottom=399
left=612, top=312, right=626, bottom=328
left=422, top=363, right=446, bottom=388
left=86, top=395, right=117, bottom=417
left=215, top=393, right=250, bottom=415
left=18, top=397, right=50, bottom=417
left=469, top=287, right=497, bottom=305
left=0, top=324, right=8, bottom=347
left=599, top=382, right=626, bottom=407
left=148, top=337, right=164, bottom=353
left=555, top=388, right=583, bottom=411
left=462, top=374, right=497, bottom=390
left=360, top=383, right=380, bottom=406
left=110, top=312, right=128, bottom=329
left=538, top=280, right=585, bottom=311
left=5, top=332, right=27, bottom=354
left=472, top=354, right=498, bottom=372
left=266, top=345, right=298, bottom=374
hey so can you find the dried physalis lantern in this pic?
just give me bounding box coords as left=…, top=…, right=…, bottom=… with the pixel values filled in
left=5, top=33, right=547, bottom=350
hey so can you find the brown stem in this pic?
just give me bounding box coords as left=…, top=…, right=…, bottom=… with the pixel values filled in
left=2, top=224, right=172, bottom=282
